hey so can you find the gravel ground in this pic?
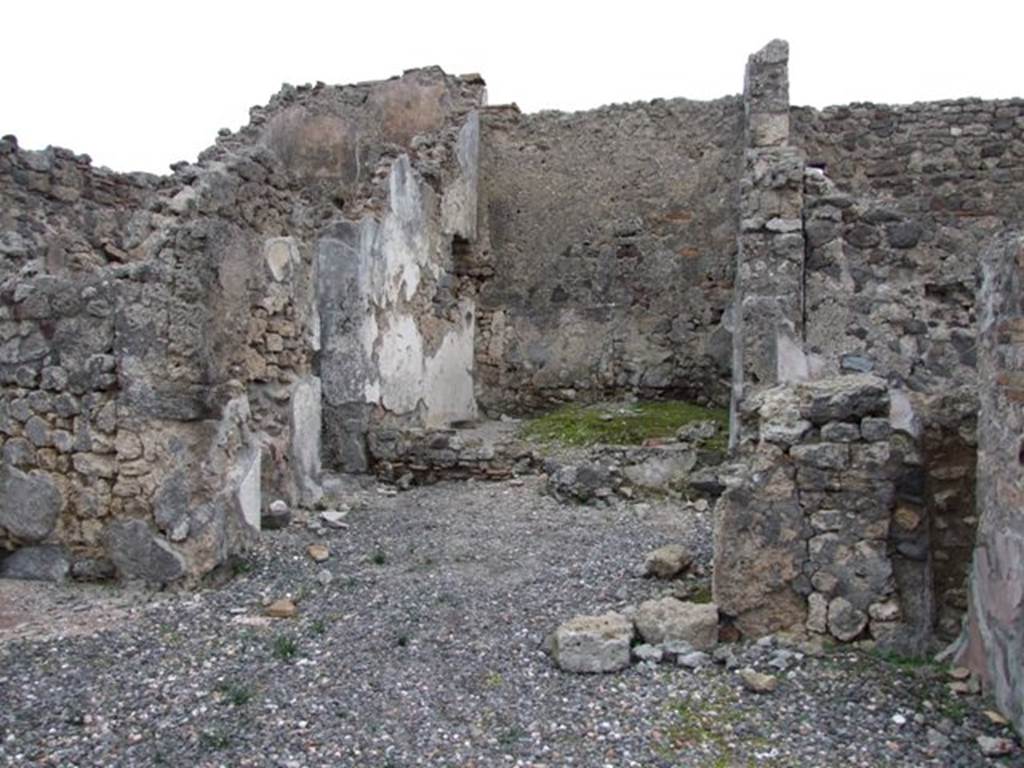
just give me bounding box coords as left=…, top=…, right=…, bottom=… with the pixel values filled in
left=0, top=475, right=1020, bottom=767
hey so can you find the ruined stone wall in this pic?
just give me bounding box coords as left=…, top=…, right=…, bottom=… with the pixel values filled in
left=0, top=121, right=324, bottom=583
left=473, top=97, right=743, bottom=415
left=240, top=70, right=487, bottom=472
left=714, top=375, right=931, bottom=652
left=0, top=68, right=491, bottom=581
left=792, top=97, right=1024, bottom=392
left=732, top=40, right=806, bottom=411
left=0, top=139, right=164, bottom=579
left=957, top=232, right=1024, bottom=735
left=789, top=99, right=1024, bottom=637
left=727, top=42, right=1024, bottom=649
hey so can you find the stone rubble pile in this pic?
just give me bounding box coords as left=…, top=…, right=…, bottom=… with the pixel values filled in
left=543, top=419, right=727, bottom=503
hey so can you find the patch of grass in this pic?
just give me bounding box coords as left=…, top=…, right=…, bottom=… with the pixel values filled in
left=498, top=725, right=526, bottom=746
left=271, top=634, right=298, bottom=661
left=939, top=696, right=968, bottom=721
left=231, top=558, right=254, bottom=576
left=216, top=681, right=254, bottom=707
left=371, top=548, right=388, bottom=566
left=484, top=671, right=504, bottom=688
left=655, top=685, right=781, bottom=767
left=199, top=728, right=232, bottom=751
left=868, top=647, right=936, bottom=673
left=520, top=400, right=728, bottom=448
left=310, top=618, right=327, bottom=636
left=688, top=584, right=714, bottom=604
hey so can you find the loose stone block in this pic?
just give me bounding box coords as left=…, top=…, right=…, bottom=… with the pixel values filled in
left=0, top=544, right=69, bottom=581
left=104, top=519, right=185, bottom=584
left=643, top=544, right=693, bottom=580
left=634, top=597, right=719, bottom=650
left=552, top=612, right=634, bottom=673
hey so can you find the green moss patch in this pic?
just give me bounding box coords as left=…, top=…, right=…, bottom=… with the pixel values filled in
left=519, top=400, right=728, bottom=448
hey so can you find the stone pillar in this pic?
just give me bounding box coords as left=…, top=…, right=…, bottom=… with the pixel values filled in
left=714, top=374, right=902, bottom=641
left=955, top=232, right=1024, bottom=735
left=731, top=40, right=807, bottom=444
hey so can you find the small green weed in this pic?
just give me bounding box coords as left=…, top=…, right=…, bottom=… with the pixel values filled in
left=498, top=725, right=526, bottom=746
left=688, top=584, right=714, bottom=604
left=216, top=681, right=254, bottom=706
left=199, top=728, right=232, bottom=750
left=484, top=671, right=504, bottom=688
left=868, top=647, right=935, bottom=673
left=272, top=635, right=298, bottom=661
left=371, top=549, right=388, bottom=566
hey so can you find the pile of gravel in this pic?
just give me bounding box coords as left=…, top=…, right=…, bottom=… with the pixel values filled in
left=0, top=476, right=1018, bottom=766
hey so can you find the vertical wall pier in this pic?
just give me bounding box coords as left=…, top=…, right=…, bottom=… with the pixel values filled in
left=956, top=232, right=1024, bottom=735
left=732, top=39, right=808, bottom=444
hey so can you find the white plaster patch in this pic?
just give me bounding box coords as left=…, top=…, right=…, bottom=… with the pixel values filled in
left=421, top=299, right=477, bottom=426
left=264, top=237, right=298, bottom=282
left=776, top=330, right=809, bottom=383
left=441, top=111, right=480, bottom=240
left=889, top=389, right=921, bottom=437
left=236, top=450, right=261, bottom=531
left=378, top=314, right=426, bottom=414
left=290, top=376, right=323, bottom=506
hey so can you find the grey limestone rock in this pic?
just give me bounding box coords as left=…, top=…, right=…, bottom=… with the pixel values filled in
left=631, top=643, right=664, bottom=664
left=738, top=668, right=778, bottom=693
left=828, top=596, right=868, bottom=642
left=551, top=612, right=634, bottom=673
left=262, top=499, right=291, bottom=530
left=547, top=462, right=613, bottom=504
left=643, top=544, right=693, bottom=580
left=0, top=465, right=62, bottom=542
left=0, top=545, right=69, bottom=581
left=104, top=519, right=186, bottom=584
left=634, top=597, right=718, bottom=650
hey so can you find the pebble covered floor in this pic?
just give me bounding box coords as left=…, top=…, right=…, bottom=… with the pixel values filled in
left=0, top=476, right=1019, bottom=767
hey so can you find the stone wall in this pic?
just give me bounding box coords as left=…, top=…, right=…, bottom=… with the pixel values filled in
left=791, top=100, right=1024, bottom=630
left=0, top=114, right=325, bottom=583
left=368, top=420, right=535, bottom=485
left=252, top=70, right=487, bottom=472
left=473, top=96, right=743, bottom=415
left=792, top=95, right=1024, bottom=408
left=956, top=232, right=1024, bottom=735
left=714, top=375, right=929, bottom=652
left=0, top=68, right=490, bottom=582
left=727, top=41, right=1024, bottom=647
left=732, top=40, right=807, bottom=420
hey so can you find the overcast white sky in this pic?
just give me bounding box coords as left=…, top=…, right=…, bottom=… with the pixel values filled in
left=2, top=1, right=1021, bottom=174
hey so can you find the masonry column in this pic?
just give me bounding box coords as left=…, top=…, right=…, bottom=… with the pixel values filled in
left=731, top=40, right=807, bottom=442
left=955, top=232, right=1024, bottom=735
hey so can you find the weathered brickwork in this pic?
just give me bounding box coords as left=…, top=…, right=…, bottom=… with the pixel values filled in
left=474, top=98, right=742, bottom=415
left=716, top=377, right=892, bottom=638
left=0, top=69, right=488, bottom=583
